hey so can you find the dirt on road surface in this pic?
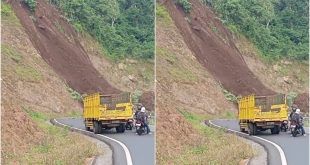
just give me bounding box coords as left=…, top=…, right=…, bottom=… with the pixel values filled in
left=9, top=0, right=119, bottom=94
left=162, top=0, right=275, bottom=96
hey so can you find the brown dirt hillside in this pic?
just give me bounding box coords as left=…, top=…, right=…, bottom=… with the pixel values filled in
left=162, top=0, right=275, bottom=96
left=156, top=4, right=253, bottom=164
left=78, top=33, right=155, bottom=111
left=1, top=3, right=99, bottom=163
left=9, top=0, right=119, bottom=95
left=294, top=93, right=309, bottom=113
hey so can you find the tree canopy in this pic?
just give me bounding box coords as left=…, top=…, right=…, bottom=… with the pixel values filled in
left=204, top=0, right=309, bottom=60
left=50, top=0, right=154, bottom=59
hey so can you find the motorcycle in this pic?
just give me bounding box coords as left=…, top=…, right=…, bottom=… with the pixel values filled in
left=290, top=120, right=304, bottom=137
left=125, top=119, right=134, bottom=130
left=135, top=119, right=146, bottom=135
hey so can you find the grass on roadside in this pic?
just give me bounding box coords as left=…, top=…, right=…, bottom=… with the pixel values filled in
left=175, top=110, right=254, bottom=165
left=17, top=107, right=100, bottom=165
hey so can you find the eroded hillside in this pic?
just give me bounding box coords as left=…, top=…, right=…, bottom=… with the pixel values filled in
left=1, top=3, right=100, bottom=163
left=156, top=3, right=253, bottom=164
left=2, top=0, right=154, bottom=163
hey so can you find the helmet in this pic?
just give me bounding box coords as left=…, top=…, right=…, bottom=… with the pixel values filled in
left=296, top=109, right=301, bottom=114
left=292, top=104, right=298, bottom=111
left=141, top=107, right=146, bottom=113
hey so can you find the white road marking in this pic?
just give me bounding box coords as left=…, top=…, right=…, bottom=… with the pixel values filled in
left=209, top=120, right=287, bottom=165
left=53, top=119, right=133, bottom=165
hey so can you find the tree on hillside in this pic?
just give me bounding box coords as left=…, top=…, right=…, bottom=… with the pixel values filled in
left=205, top=0, right=309, bottom=60
left=50, top=0, right=154, bottom=59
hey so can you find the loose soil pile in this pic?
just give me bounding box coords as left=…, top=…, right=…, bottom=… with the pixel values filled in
left=163, top=0, right=275, bottom=96
left=9, top=0, right=119, bottom=94
left=294, top=93, right=309, bottom=113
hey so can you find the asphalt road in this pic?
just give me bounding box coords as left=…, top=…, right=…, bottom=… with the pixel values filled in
left=56, top=118, right=154, bottom=165
left=211, top=119, right=309, bottom=165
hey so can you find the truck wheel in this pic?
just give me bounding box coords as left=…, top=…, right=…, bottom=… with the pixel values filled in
left=271, top=126, right=280, bottom=134
left=240, top=126, right=246, bottom=132
left=93, top=121, right=102, bottom=134
left=248, top=123, right=257, bottom=135
left=116, top=124, right=125, bottom=133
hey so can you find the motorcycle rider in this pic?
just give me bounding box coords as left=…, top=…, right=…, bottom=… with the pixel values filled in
left=292, top=109, right=306, bottom=136
left=289, top=104, right=298, bottom=120
left=137, top=106, right=151, bottom=134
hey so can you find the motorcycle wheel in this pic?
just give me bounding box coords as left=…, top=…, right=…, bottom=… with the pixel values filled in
left=137, top=129, right=143, bottom=135
left=292, top=129, right=297, bottom=137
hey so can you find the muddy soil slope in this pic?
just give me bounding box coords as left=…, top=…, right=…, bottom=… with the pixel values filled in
left=9, top=0, right=119, bottom=94
left=163, top=0, right=275, bottom=96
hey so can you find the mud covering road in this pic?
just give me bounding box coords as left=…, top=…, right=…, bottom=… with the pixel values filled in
left=9, top=0, right=119, bottom=94
left=56, top=118, right=155, bottom=165
left=162, top=0, right=275, bottom=96
left=211, top=119, right=309, bottom=165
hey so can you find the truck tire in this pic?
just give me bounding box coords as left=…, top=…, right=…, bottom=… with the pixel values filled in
left=93, top=121, right=102, bottom=134
left=86, top=126, right=91, bottom=131
left=240, top=126, right=246, bottom=132
left=116, top=124, right=125, bottom=133
left=271, top=126, right=280, bottom=134
left=248, top=123, right=257, bottom=135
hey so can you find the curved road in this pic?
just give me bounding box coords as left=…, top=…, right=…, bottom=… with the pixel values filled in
left=211, top=119, right=309, bottom=165
left=56, top=118, right=154, bottom=165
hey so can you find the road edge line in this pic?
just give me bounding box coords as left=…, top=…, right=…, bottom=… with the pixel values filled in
left=206, top=120, right=287, bottom=165
left=51, top=118, right=133, bottom=165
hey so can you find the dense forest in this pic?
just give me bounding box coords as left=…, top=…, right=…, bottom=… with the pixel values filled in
left=48, top=0, right=154, bottom=60
left=199, top=0, right=309, bottom=61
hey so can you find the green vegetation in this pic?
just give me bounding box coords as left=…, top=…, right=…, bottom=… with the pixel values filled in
left=132, top=90, right=142, bottom=104
left=157, top=47, right=177, bottom=64
left=1, top=2, right=14, bottom=16
left=204, top=0, right=309, bottom=60
left=67, top=87, right=82, bottom=101
left=1, top=44, right=23, bottom=63
left=15, top=65, right=42, bottom=82
left=156, top=4, right=173, bottom=26
left=169, top=67, right=198, bottom=83
left=23, top=0, right=36, bottom=12
left=177, top=110, right=253, bottom=164
left=69, top=110, right=82, bottom=117
left=175, top=0, right=192, bottom=13
left=286, top=92, right=298, bottom=107
left=20, top=107, right=98, bottom=164
left=1, top=3, right=21, bottom=26
left=22, top=106, right=48, bottom=122
left=220, top=111, right=236, bottom=119
left=221, top=87, right=240, bottom=103
left=49, top=0, right=154, bottom=60
left=157, top=47, right=198, bottom=83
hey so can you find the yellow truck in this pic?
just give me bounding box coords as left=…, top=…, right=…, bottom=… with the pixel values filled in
left=83, top=92, right=133, bottom=134
left=238, top=94, right=288, bottom=135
